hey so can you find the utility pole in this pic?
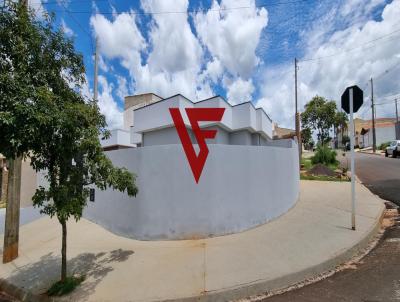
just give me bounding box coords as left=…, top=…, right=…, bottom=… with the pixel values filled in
left=370, top=78, right=376, bottom=153
left=395, top=98, right=399, bottom=123
left=295, top=58, right=301, bottom=164
left=93, top=37, right=99, bottom=101
left=3, top=0, right=27, bottom=264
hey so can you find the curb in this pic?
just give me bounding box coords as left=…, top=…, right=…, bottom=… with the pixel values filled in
left=358, top=150, right=385, bottom=157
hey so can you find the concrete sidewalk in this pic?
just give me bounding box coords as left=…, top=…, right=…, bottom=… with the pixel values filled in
left=0, top=181, right=385, bottom=302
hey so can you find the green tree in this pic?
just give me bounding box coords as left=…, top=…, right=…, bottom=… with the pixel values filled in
left=301, top=96, right=337, bottom=144
left=1, top=3, right=138, bottom=283
left=334, top=111, right=348, bottom=148
left=301, top=127, right=314, bottom=150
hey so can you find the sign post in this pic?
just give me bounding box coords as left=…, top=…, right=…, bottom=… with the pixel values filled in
left=341, top=85, right=363, bottom=231
left=349, top=89, right=356, bottom=230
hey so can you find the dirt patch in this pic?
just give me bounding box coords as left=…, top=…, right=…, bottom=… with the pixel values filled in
left=307, top=164, right=336, bottom=176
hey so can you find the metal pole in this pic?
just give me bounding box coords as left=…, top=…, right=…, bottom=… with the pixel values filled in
left=295, top=58, right=301, bottom=164
left=370, top=78, right=376, bottom=153
left=350, top=88, right=356, bottom=231
left=395, top=98, right=399, bottom=123
left=93, top=37, right=99, bottom=102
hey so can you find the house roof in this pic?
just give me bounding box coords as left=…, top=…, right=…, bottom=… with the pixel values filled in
left=133, top=93, right=273, bottom=122
left=132, top=94, right=274, bottom=139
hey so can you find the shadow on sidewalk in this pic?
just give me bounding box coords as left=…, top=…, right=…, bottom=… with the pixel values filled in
left=6, top=248, right=134, bottom=299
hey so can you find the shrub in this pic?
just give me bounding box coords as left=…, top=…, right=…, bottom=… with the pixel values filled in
left=311, top=145, right=338, bottom=166
left=378, top=141, right=391, bottom=150
left=47, top=276, right=85, bottom=296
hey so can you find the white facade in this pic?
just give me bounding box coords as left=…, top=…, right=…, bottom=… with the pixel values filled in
left=85, top=141, right=299, bottom=240
left=132, top=94, right=274, bottom=146
left=360, top=125, right=397, bottom=148
left=87, top=93, right=300, bottom=241
left=99, top=129, right=135, bottom=149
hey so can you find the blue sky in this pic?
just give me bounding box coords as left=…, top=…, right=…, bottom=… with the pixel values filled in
left=32, top=0, right=400, bottom=129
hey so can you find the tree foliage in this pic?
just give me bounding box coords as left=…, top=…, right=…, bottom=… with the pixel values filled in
left=301, top=127, right=314, bottom=150
left=0, top=4, right=84, bottom=159
left=1, top=3, right=138, bottom=283
left=301, top=96, right=337, bottom=144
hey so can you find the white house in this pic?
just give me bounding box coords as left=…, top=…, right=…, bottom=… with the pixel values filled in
left=89, top=92, right=299, bottom=241
left=101, top=93, right=274, bottom=149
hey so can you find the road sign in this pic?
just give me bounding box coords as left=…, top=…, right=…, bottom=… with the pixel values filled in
left=341, top=85, right=363, bottom=114
left=341, top=85, right=364, bottom=231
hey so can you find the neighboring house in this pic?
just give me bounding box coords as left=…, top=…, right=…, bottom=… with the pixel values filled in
left=101, top=93, right=275, bottom=149
left=346, top=117, right=398, bottom=148
left=273, top=124, right=295, bottom=139
left=100, top=93, right=162, bottom=150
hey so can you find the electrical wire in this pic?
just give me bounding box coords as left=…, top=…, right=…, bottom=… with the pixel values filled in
left=35, top=0, right=308, bottom=13
left=299, top=28, right=400, bottom=63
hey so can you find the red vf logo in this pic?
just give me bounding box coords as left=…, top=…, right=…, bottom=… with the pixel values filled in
left=169, top=108, right=225, bottom=183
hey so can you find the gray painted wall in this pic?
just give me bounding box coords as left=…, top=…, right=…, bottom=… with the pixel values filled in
left=142, top=125, right=271, bottom=147
left=142, top=126, right=187, bottom=146
left=84, top=141, right=300, bottom=240
left=229, top=130, right=252, bottom=145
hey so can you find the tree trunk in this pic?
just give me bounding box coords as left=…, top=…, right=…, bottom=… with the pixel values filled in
left=3, top=156, right=22, bottom=263
left=61, top=219, right=67, bottom=282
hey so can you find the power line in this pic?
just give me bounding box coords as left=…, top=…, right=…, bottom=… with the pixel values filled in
left=37, top=0, right=308, bottom=14
left=56, top=0, right=94, bottom=52
left=374, top=61, right=400, bottom=81
left=299, top=28, right=400, bottom=62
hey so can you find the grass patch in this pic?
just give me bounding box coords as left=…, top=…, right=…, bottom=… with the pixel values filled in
left=301, top=156, right=339, bottom=171
left=47, top=276, right=85, bottom=296
left=300, top=174, right=349, bottom=182
left=300, top=158, right=312, bottom=170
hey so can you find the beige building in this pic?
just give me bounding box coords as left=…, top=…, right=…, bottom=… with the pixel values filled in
left=346, top=118, right=398, bottom=147
left=273, top=124, right=296, bottom=139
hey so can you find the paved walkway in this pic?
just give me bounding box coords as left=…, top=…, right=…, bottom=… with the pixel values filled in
left=0, top=181, right=385, bottom=302
left=0, top=207, right=43, bottom=234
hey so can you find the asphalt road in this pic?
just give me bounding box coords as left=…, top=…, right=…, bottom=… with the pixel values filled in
left=262, top=152, right=400, bottom=302
left=263, top=215, right=400, bottom=302
left=348, top=152, right=400, bottom=206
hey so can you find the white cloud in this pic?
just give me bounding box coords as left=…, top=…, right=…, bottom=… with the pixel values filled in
left=257, top=0, right=400, bottom=128
left=91, top=0, right=268, bottom=113
left=98, top=55, right=109, bottom=72
left=61, top=19, right=74, bottom=37
left=194, top=0, right=268, bottom=78
left=224, top=76, right=254, bottom=105
left=90, top=12, right=146, bottom=71
left=141, top=0, right=202, bottom=74
left=28, top=0, right=47, bottom=20
left=116, top=75, right=130, bottom=100
left=97, top=75, right=123, bottom=129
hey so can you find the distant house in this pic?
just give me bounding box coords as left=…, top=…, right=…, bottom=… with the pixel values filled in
left=346, top=117, right=398, bottom=148
left=273, top=124, right=296, bottom=139
left=100, top=93, right=162, bottom=150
